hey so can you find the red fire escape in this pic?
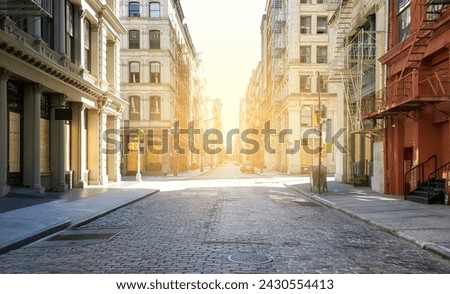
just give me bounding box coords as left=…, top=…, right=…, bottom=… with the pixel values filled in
left=364, top=0, right=450, bottom=119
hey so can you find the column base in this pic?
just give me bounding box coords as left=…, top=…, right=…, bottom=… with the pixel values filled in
left=136, top=173, right=142, bottom=182
left=32, top=185, right=45, bottom=195
left=0, top=185, right=10, bottom=197
left=100, top=174, right=109, bottom=185
left=57, top=183, right=68, bottom=192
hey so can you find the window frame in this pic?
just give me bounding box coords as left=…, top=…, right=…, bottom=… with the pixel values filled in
left=300, top=106, right=313, bottom=127
left=316, top=16, right=328, bottom=34
left=300, top=75, right=311, bottom=92
left=300, top=46, right=311, bottom=63
left=65, top=1, right=75, bottom=61
left=150, top=96, right=161, bottom=121
left=129, top=61, right=141, bottom=83
left=149, top=30, right=161, bottom=49
left=129, top=1, right=140, bottom=17
left=129, top=96, right=141, bottom=120
left=84, top=19, right=91, bottom=71
left=149, top=2, right=161, bottom=18
left=300, top=16, right=311, bottom=34
left=397, top=0, right=410, bottom=42
left=129, top=30, right=140, bottom=49
left=317, top=46, right=328, bottom=64
left=150, top=61, right=161, bottom=83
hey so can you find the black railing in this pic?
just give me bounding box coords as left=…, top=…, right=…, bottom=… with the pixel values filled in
left=427, top=161, right=450, bottom=197
left=404, top=155, right=437, bottom=196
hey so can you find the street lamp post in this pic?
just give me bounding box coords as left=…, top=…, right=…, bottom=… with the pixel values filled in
left=136, top=128, right=143, bottom=182
left=317, top=71, right=323, bottom=195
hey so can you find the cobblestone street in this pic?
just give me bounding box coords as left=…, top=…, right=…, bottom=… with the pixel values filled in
left=1, top=166, right=450, bottom=273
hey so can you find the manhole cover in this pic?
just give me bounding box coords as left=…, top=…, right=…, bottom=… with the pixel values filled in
left=228, top=253, right=273, bottom=264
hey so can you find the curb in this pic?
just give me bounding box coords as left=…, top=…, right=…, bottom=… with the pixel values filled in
left=70, top=189, right=159, bottom=228
left=285, top=183, right=450, bottom=261
left=0, top=189, right=159, bottom=255
left=0, top=220, right=71, bottom=255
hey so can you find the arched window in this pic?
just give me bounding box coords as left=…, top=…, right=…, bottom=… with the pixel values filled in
left=149, top=2, right=160, bottom=18
left=150, top=96, right=161, bottom=120
left=129, top=62, right=140, bottom=83
left=129, top=96, right=140, bottom=120
left=150, top=62, right=161, bottom=83
left=149, top=30, right=160, bottom=49
left=129, top=30, right=140, bottom=49
left=129, top=1, right=140, bottom=17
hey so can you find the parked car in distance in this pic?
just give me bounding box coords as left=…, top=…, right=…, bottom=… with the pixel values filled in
left=240, top=160, right=255, bottom=173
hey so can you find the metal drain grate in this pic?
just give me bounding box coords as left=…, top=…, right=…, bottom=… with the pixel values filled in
left=228, top=253, right=273, bottom=265
left=48, top=233, right=114, bottom=241
left=28, top=228, right=121, bottom=248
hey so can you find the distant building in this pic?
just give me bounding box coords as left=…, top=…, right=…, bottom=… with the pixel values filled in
left=0, top=0, right=126, bottom=196
left=255, top=0, right=339, bottom=175
left=325, top=0, right=388, bottom=191
left=119, top=0, right=203, bottom=175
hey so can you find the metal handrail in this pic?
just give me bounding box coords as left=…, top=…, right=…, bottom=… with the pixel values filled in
left=427, top=161, right=450, bottom=197
left=404, top=155, right=437, bottom=196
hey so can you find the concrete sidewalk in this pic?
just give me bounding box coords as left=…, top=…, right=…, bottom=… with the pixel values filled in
left=0, top=184, right=158, bottom=254
left=286, top=180, right=450, bottom=260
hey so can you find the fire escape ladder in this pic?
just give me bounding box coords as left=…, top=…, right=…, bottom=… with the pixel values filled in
left=400, top=0, right=448, bottom=78
left=334, top=0, right=354, bottom=57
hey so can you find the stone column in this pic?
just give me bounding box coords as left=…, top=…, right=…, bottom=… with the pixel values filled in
left=98, top=108, right=108, bottom=185
left=107, top=115, right=121, bottom=182
left=87, top=108, right=100, bottom=185
left=0, top=69, right=10, bottom=197
left=71, top=102, right=87, bottom=187
left=87, top=106, right=108, bottom=185
left=32, top=84, right=45, bottom=194
left=51, top=94, right=68, bottom=192
left=114, top=115, right=122, bottom=183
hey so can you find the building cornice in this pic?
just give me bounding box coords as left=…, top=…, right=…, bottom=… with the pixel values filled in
left=0, top=28, right=124, bottom=107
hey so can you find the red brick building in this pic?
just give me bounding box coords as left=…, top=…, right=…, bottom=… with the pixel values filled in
left=368, top=1, right=450, bottom=201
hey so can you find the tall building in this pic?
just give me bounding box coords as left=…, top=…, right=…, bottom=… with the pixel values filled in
left=259, top=0, right=339, bottom=175
left=325, top=0, right=388, bottom=191
left=0, top=0, right=126, bottom=196
left=366, top=0, right=450, bottom=199
left=119, top=0, right=203, bottom=175
left=241, top=63, right=265, bottom=168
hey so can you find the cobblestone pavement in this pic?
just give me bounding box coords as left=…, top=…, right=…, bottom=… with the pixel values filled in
left=1, top=167, right=450, bottom=273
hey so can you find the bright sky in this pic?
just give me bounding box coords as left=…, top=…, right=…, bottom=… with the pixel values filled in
left=182, top=0, right=267, bottom=131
